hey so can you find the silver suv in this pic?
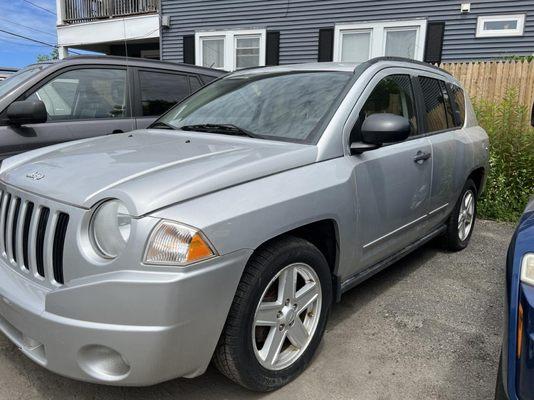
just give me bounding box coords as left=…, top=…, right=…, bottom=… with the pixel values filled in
left=0, top=58, right=488, bottom=391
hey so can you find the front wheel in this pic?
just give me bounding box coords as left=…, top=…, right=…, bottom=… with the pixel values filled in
left=443, top=179, right=478, bottom=251
left=213, top=237, right=332, bottom=391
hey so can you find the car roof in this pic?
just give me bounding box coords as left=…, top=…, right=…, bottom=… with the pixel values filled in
left=44, top=55, right=225, bottom=76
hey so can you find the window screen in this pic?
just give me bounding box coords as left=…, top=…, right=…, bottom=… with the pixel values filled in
left=418, top=76, right=448, bottom=132
left=139, top=71, right=190, bottom=116
left=447, top=83, right=466, bottom=127
left=354, top=74, right=418, bottom=139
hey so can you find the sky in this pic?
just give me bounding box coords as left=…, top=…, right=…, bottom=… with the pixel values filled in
left=0, top=0, right=59, bottom=68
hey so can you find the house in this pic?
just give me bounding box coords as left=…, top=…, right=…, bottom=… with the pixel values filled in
left=158, top=0, right=534, bottom=71
left=55, top=0, right=162, bottom=59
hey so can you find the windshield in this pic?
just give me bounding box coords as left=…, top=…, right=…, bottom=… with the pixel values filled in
left=0, top=64, right=49, bottom=99
left=158, top=71, right=352, bottom=143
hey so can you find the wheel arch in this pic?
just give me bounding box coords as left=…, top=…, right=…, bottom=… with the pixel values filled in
left=467, top=166, right=486, bottom=197
left=253, top=219, right=341, bottom=301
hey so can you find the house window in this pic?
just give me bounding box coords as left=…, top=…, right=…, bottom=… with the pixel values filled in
left=476, top=14, right=525, bottom=38
left=196, top=30, right=266, bottom=71
left=334, top=20, right=427, bottom=62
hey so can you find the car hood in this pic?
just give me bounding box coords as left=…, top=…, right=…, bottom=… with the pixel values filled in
left=0, top=130, right=318, bottom=216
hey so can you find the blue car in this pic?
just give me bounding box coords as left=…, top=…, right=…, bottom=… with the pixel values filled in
left=496, top=198, right=534, bottom=399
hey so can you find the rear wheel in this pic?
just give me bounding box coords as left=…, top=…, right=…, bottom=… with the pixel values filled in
left=443, top=179, right=477, bottom=251
left=213, top=236, right=332, bottom=391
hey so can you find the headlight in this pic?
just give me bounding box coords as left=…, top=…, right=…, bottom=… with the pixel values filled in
left=144, top=220, right=215, bottom=266
left=90, top=200, right=131, bottom=258
left=520, top=253, right=534, bottom=286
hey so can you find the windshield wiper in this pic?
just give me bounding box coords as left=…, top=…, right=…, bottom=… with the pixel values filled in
left=149, top=121, right=177, bottom=130
left=180, top=124, right=260, bottom=138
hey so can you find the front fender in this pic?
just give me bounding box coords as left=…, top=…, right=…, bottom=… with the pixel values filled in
left=151, top=157, right=359, bottom=279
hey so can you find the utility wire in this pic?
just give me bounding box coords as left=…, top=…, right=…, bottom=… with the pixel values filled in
left=21, top=0, right=55, bottom=15
left=0, top=17, right=56, bottom=37
left=0, top=28, right=82, bottom=55
left=0, top=28, right=54, bottom=47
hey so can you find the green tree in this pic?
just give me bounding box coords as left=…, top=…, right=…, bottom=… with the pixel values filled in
left=36, top=47, right=59, bottom=62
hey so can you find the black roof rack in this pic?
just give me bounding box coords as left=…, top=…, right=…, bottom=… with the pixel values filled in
left=358, top=56, right=452, bottom=76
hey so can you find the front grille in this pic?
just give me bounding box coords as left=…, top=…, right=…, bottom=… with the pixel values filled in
left=0, top=190, right=69, bottom=286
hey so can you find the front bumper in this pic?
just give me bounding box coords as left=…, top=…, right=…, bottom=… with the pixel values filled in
left=0, top=249, right=251, bottom=386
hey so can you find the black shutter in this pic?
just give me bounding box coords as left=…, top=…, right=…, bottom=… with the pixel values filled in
left=266, top=31, right=280, bottom=66
left=183, top=35, right=195, bottom=65
left=318, top=28, right=334, bottom=62
left=424, top=22, right=445, bottom=64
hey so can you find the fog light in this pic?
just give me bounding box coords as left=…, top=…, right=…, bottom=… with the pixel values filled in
left=77, top=345, right=130, bottom=381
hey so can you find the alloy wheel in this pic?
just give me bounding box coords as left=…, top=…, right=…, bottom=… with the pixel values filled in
left=252, top=262, right=322, bottom=371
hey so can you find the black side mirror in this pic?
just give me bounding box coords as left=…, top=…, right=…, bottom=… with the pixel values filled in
left=6, top=100, right=47, bottom=126
left=351, top=113, right=411, bottom=154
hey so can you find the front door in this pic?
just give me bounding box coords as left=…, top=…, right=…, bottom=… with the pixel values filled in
left=349, top=72, right=433, bottom=268
left=0, top=67, right=134, bottom=161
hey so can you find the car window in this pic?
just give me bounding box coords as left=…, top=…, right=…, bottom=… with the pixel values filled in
left=352, top=74, right=418, bottom=141
left=158, top=71, right=352, bottom=144
left=447, top=83, right=466, bottom=127
left=190, top=76, right=202, bottom=92
left=0, top=64, right=49, bottom=99
left=418, top=76, right=448, bottom=133
left=199, top=74, right=218, bottom=84
left=139, top=71, right=190, bottom=116
left=26, top=68, right=127, bottom=121
left=439, top=81, right=455, bottom=128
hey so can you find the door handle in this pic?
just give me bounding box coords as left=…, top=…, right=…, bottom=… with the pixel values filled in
left=413, top=151, right=431, bottom=164
left=108, top=129, right=124, bottom=135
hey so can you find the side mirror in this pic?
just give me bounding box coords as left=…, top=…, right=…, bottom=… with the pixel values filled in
left=6, top=100, right=47, bottom=126
left=351, top=113, right=411, bottom=154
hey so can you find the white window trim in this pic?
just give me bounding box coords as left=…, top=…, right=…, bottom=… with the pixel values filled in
left=476, top=14, right=526, bottom=38
left=334, top=19, right=427, bottom=62
left=195, top=29, right=266, bottom=71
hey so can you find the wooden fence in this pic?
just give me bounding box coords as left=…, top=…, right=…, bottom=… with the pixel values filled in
left=438, top=61, right=534, bottom=111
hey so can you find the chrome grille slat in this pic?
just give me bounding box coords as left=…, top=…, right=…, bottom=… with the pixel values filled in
left=10, top=198, right=21, bottom=264
left=4, top=196, right=16, bottom=263
left=35, top=207, right=50, bottom=278
left=27, top=206, right=41, bottom=278
left=43, top=211, right=58, bottom=283
left=15, top=201, right=27, bottom=270
left=0, top=192, right=10, bottom=256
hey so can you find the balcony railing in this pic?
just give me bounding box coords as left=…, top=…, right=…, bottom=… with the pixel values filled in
left=63, top=0, right=159, bottom=24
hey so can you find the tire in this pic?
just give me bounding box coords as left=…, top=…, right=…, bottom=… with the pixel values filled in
left=213, top=236, right=333, bottom=391
left=443, top=179, right=478, bottom=251
left=494, top=350, right=507, bottom=400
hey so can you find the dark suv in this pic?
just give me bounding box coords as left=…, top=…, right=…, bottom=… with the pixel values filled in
left=0, top=56, right=224, bottom=161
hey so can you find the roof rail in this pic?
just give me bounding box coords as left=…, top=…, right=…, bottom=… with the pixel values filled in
left=359, top=56, right=452, bottom=76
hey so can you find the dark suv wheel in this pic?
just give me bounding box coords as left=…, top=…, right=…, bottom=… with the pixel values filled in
left=213, top=236, right=333, bottom=391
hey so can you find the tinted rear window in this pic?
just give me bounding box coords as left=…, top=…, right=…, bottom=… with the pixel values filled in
left=447, top=83, right=466, bottom=127
left=418, top=76, right=448, bottom=133
left=139, top=71, right=190, bottom=116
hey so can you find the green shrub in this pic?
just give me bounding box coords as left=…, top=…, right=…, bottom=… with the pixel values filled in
left=473, top=88, right=534, bottom=221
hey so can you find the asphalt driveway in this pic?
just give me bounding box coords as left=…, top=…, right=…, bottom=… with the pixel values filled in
left=0, top=219, right=514, bottom=400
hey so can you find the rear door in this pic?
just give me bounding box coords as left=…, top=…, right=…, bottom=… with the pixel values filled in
left=133, top=69, right=198, bottom=129
left=348, top=69, right=433, bottom=268
left=416, top=75, right=466, bottom=228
